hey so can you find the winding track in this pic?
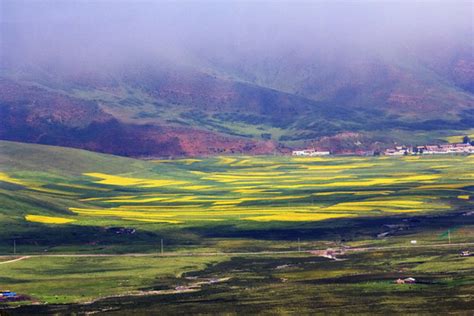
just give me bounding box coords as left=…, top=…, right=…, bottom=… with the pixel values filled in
left=0, top=256, right=31, bottom=265
left=0, top=242, right=473, bottom=264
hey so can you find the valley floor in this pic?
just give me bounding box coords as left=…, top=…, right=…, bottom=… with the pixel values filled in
left=0, top=141, right=473, bottom=314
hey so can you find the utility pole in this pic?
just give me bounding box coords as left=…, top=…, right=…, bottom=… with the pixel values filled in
left=13, top=239, right=16, bottom=255
left=160, top=238, right=164, bottom=255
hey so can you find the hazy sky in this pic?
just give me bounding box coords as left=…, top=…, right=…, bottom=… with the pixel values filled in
left=1, top=1, right=472, bottom=73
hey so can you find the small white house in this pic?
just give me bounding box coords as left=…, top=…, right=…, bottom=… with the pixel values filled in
left=292, top=149, right=330, bottom=156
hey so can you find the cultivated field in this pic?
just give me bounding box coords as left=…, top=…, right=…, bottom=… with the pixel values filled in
left=0, top=141, right=473, bottom=313
left=1, top=142, right=472, bottom=229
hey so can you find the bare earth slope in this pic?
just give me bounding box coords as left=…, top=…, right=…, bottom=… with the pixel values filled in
left=1, top=50, right=473, bottom=157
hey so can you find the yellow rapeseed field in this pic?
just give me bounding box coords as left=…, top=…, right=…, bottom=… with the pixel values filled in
left=244, top=212, right=355, bottom=222
left=122, top=218, right=182, bottom=224
left=14, top=155, right=469, bottom=225
left=25, top=215, right=76, bottom=224
left=303, top=163, right=376, bottom=170
left=84, top=173, right=187, bottom=187
left=323, top=199, right=448, bottom=213
left=0, top=172, right=30, bottom=186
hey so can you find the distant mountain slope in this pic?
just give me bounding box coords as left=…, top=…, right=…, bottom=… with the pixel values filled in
left=1, top=0, right=473, bottom=156
left=0, top=78, right=279, bottom=157
left=1, top=49, right=473, bottom=157
left=202, top=52, right=474, bottom=118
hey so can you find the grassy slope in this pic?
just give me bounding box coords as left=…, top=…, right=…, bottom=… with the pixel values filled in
left=73, top=84, right=474, bottom=147
left=2, top=245, right=473, bottom=313
left=0, top=141, right=473, bottom=312
left=1, top=140, right=473, bottom=251
left=0, top=140, right=151, bottom=175
left=8, top=75, right=474, bottom=147
left=444, top=128, right=474, bottom=143
left=0, top=256, right=226, bottom=304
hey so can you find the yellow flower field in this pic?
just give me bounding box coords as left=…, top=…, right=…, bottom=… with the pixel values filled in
left=0, top=172, right=33, bottom=186
left=244, top=212, right=355, bottom=222
left=84, top=173, right=187, bottom=187
left=6, top=154, right=471, bottom=226
left=25, top=215, right=76, bottom=224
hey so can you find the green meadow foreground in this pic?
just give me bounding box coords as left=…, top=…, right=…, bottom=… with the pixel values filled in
left=0, top=141, right=473, bottom=314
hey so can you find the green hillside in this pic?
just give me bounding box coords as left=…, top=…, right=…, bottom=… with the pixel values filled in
left=0, top=141, right=149, bottom=175
left=1, top=140, right=473, bottom=253
left=0, top=141, right=473, bottom=311
left=1, top=58, right=473, bottom=157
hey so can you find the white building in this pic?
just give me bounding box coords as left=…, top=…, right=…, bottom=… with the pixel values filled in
left=292, top=149, right=330, bottom=156
left=385, top=143, right=474, bottom=156
left=384, top=149, right=406, bottom=156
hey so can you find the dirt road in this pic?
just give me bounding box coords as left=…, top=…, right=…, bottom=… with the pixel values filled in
left=0, top=242, right=472, bottom=264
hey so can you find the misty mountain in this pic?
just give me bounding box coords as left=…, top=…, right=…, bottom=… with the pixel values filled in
left=0, top=1, right=473, bottom=156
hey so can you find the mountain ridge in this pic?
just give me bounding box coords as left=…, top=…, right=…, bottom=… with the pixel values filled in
left=1, top=50, right=473, bottom=157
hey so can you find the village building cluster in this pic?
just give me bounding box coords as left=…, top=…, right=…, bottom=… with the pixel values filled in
left=292, top=143, right=474, bottom=157
left=292, top=136, right=474, bottom=157
left=384, top=143, right=474, bottom=156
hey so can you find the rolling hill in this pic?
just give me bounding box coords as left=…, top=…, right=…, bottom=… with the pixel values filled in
left=0, top=140, right=473, bottom=312
left=1, top=139, right=473, bottom=252
left=1, top=46, right=473, bottom=157
left=1, top=0, right=473, bottom=157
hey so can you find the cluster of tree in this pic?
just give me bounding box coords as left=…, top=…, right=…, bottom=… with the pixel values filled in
left=462, top=135, right=474, bottom=145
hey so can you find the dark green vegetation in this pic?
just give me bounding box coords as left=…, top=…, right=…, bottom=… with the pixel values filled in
left=0, top=141, right=473, bottom=314
left=3, top=243, right=474, bottom=314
